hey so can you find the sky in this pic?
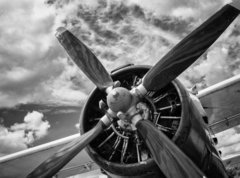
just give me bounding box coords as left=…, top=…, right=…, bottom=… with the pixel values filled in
left=0, top=111, right=49, bottom=156
left=0, top=0, right=240, bottom=159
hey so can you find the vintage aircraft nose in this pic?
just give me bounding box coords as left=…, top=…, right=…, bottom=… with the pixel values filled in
left=107, top=87, right=132, bottom=113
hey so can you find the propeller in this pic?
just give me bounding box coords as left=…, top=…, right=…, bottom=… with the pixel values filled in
left=28, top=3, right=239, bottom=178
left=28, top=27, right=116, bottom=177
left=135, top=119, right=205, bottom=178
left=27, top=115, right=111, bottom=178
left=56, top=27, right=113, bottom=90
left=140, top=4, right=239, bottom=92
left=132, top=4, right=239, bottom=177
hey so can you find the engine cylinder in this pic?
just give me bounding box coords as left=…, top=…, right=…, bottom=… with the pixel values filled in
left=80, top=65, right=193, bottom=177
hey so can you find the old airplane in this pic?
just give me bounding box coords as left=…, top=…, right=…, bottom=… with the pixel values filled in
left=1, top=1, right=240, bottom=178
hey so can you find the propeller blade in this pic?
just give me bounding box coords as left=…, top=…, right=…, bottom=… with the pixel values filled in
left=27, top=120, right=105, bottom=178
left=136, top=120, right=205, bottom=178
left=56, top=27, right=113, bottom=90
left=142, top=4, right=239, bottom=91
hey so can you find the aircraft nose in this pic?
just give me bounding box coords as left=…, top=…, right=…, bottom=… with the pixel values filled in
left=107, top=87, right=132, bottom=113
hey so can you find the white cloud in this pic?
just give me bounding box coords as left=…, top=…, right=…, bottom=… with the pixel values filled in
left=0, top=127, right=27, bottom=154
left=0, top=111, right=50, bottom=155
left=0, top=0, right=90, bottom=107
left=171, top=7, right=196, bottom=19
left=216, top=125, right=240, bottom=158
left=0, top=0, right=238, bottom=108
left=127, top=0, right=225, bottom=20
left=1, top=0, right=240, bottom=158
left=181, top=47, right=232, bottom=89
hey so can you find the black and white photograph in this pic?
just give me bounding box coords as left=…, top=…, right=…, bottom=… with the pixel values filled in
left=1, top=0, right=240, bottom=177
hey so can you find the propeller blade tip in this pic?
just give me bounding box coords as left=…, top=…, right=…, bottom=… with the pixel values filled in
left=55, top=27, right=67, bottom=37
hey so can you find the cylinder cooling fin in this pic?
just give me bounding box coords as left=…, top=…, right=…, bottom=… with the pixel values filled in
left=80, top=65, right=187, bottom=177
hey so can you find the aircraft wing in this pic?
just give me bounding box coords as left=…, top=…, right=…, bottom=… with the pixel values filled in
left=0, top=134, right=102, bottom=178
left=223, top=154, right=240, bottom=168
left=197, top=74, right=240, bottom=134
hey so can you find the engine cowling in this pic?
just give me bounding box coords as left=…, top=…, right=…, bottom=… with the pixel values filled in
left=80, top=65, right=192, bottom=177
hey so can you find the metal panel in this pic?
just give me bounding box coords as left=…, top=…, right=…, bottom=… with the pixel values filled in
left=198, top=74, right=240, bottom=133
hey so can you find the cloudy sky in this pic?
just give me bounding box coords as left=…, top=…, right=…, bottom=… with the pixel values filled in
left=1, top=0, right=240, bottom=159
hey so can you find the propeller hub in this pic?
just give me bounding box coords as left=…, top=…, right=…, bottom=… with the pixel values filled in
left=107, top=87, right=132, bottom=113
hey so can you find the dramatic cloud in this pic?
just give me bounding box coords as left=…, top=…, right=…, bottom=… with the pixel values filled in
left=0, top=111, right=50, bottom=155
left=1, top=0, right=239, bottom=107
left=128, top=0, right=226, bottom=19
left=0, top=127, right=27, bottom=156
left=216, top=125, right=240, bottom=158
left=48, top=0, right=240, bottom=159
left=1, top=0, right=240, bottom=158
left=0, top=0, right=88, bottom=107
